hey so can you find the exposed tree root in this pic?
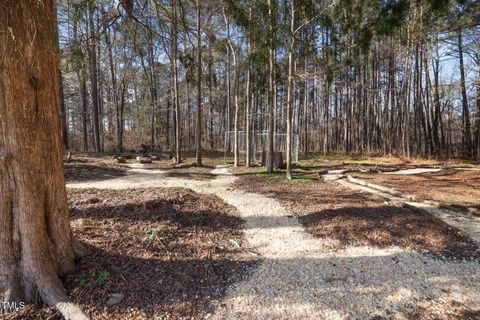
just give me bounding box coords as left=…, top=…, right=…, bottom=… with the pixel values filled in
left=55, top=302, right=90, bottom=320
left=33, top=263, right=89, bottom=320
left=73, top=237, right=91, bottom=259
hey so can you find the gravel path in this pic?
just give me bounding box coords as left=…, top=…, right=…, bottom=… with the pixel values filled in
left=68, top=166, right=480, bottom=319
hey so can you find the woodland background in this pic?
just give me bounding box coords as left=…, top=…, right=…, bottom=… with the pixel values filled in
left=56, top=0, right=480, bottom=161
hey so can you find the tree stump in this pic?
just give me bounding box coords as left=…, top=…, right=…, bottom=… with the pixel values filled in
left=261, top=151, right=284, bottom=169
left=114, top=156, right=126, bottom=163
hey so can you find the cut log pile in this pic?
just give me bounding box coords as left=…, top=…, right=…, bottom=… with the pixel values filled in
left=112, top=152, right=172, bottom=164
left=114, top=156, right=126, bottom=163
left=136, top=156, right=152, bottom=164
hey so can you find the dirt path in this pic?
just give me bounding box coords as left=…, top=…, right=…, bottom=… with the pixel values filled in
left=68, top=166, right=480, bottom=319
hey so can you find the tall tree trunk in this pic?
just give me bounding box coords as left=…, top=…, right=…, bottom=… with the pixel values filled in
left=87, top=0, right=101, bottom=153
left=225, top=14, right=231, bottom=153
left=303, top=73, right=308, bottom=157
left=267, top=0, right=275, bottom=173
left=286, top=0, right=295, bottom=180
left=172, top=0, right=181, bottom=164
left=432, top=40, right=442, bottom=158
left=105, top=25, right=121, bottom=152
left=458, top=30, right=473, bottom=158
left=80, top=67, right=89, bottom=152
left=72, top=17, right=88, bottom=152
left=245, top=13, right=253, bottom=167
left=0, top=2, right=88, bottom=319
left=475, top=49, right=480, bottom=159
left=147, top=29, right=158, bottom=151
left=118, top=78, right=126, bottom=153
left=232, top=55, right=240, bottom=167
left=54, top=4, right=68, bottom=149
left=223, top=7, right=240, bottom=167
left=208, top=39, right=214, bottom=150
left=58, top=68, right=69, bottom=150
left=195, top=0, right=203, bottom=165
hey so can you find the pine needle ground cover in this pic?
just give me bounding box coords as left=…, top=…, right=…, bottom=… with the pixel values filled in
left=5, top=188, right=256, bottom=319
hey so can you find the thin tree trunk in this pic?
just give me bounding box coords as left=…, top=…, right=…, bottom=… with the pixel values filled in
left=173, top=0, right=181, bottom=164
left=223, top=7, right=240, bottom=167
left=286, top=0, right=295, bottom=180
left=475, top=49, right=480, bottom=159
left=105, top=25, right=121, bottom=152
left=245, top=12, right=252, bottom=167
left=458, top=30, right=473, bottom=158
left=80, top=67, right=88, bottom=152
left=267, top=0, right=275, bottom=173
left=233, top=57, right=240, bottom=167
left=57, top=68, right=68, bottom=150
left=118, top=78, right=126, bottom=152
left=432, top=40, right=442, bottom=158
left=195, top=0, right=202, bottom=165
left=87, top=0, right=101, bottom=153
left=208, top=41, right=214, bottom=150
left=54, top=4, right=68, bottom=150
left=225, top=15, right=231, bottom=152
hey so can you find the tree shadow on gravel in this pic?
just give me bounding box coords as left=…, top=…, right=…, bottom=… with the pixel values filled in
left=210, top=254, right=480, bottom=320
left=11, top=251, right=478, bottom=320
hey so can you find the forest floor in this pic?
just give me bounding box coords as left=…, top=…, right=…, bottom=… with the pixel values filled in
left=353, top=169, right=480, bottom=213
left=4, top=154, right=480, bottom=319
left=298, top=153, right=480, bottom=170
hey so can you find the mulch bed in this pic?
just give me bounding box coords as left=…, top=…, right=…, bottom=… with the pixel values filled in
left=234, top=173, right=480, bottom=260
left=6, top=188, right=256, bottom=319
left=65, top=159, right=128, bottom=182
left=356, top=169, right=480, bottom=213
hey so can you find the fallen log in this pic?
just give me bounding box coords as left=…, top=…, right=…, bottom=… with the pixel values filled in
left=136, top=156, right=152, bottom=164
left=346, top=175, right=403, bottom=197
left=114, top=156, right=126, bottom=163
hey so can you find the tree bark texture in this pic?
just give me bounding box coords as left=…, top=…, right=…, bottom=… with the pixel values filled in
left=0, top=1, right=88, bottom=319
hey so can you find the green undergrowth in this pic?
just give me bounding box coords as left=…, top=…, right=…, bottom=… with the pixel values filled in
left=234, top=166, right=319, bottom=184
